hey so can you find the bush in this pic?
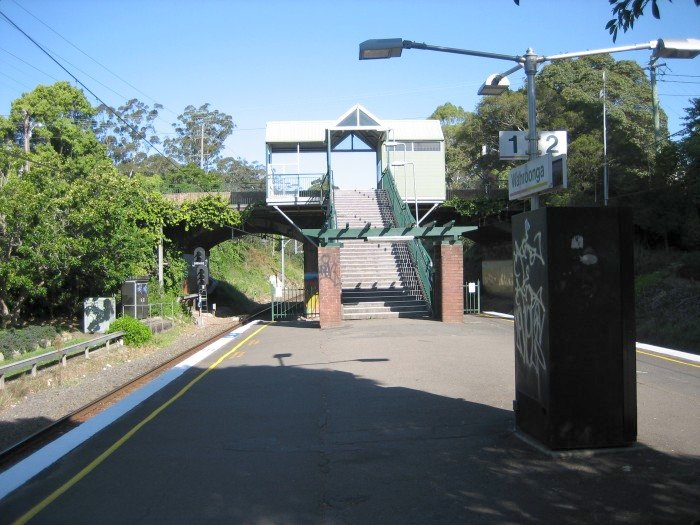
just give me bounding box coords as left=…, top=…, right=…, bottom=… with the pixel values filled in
left=108, top=316, right=151, bottom=347
left=0, top=325, right=59, bottom=359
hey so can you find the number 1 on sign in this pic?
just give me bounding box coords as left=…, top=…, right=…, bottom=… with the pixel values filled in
left=508, top=134, right=518, bottom=155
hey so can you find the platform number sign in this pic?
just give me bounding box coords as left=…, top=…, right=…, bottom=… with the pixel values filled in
left=499, top=131, right=567, bottom=160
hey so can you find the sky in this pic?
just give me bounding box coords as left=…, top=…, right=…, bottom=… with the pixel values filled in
left=0, top=0, right=698, bottom=165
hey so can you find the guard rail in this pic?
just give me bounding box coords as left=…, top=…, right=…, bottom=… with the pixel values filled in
left=0, top=331, right=125, bottom=389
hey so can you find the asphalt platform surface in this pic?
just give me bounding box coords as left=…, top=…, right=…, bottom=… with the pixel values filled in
left=1, top=317, right=698, bottom=524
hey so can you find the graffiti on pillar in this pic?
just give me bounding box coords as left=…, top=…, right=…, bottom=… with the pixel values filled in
left=319, top=254, right=341, bottom=287
left=513, top=218, right=546, bottom=399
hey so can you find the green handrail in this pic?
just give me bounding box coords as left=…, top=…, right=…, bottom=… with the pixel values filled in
left=381, top=168, right=433, bottom=309
left=321, top=171, right=336, bottom=229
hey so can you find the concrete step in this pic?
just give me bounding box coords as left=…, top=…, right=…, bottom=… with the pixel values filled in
left=342, top=308, right=430, bottom=320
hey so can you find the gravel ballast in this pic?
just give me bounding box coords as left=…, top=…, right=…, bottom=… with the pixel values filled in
left=0, top=316, right=239, bottom=453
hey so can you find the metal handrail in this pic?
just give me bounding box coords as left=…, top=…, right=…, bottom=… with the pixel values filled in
left=0, top=331, right=125, bottom=388
left=322, top=171, right=336, bottom=229
left=381, top=168, right=433, bottom=309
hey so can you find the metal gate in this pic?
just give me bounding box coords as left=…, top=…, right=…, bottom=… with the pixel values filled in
left=464, top=280, right=481, bottom=314
left=271, top=284, right=320, bottom=321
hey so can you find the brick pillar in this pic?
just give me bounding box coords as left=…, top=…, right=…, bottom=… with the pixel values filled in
left=303, top=242, right=319, bottom=317
left=439, top=242, right=464, bottom=323
left=318, top=245, right=342, bottom=328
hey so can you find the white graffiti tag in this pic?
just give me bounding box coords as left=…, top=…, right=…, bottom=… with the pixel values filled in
left=513, top=219, right=546, bottom=396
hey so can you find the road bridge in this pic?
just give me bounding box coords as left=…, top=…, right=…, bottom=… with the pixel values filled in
left=1, top=317, right=698, bottom=524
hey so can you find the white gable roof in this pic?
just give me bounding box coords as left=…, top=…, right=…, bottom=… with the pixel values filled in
left=266, top=105, right=443, bottom=145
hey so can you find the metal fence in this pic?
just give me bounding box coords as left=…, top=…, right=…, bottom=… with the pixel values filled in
left=271, top=284, right=320, bottom=321
left=464, top=280, right=481, bottom=314
left=121, top=301, right=181, bottom=320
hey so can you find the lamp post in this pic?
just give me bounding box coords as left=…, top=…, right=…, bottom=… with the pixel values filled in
left=602, top=70, right=609, bottom=206
left=360, top=37, right=700, bottom=209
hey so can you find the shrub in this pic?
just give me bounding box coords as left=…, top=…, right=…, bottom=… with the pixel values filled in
left=0, top=325, right=59, bottom=359
left=108, top=316, right=152, bottom=347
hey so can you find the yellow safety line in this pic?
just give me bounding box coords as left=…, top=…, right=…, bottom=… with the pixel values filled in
left=636, top=349, right=700, bottom=369
left=486, top=316, right=699, bottom=369
left=14, top=323, right=269, bottom=525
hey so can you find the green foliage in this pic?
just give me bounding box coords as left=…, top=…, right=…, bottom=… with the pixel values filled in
left=172, top=195, right=242, bottom=232
left=163, top=103, right=234, bottom=171
left=0, top=325, right=59, bottom=359
left=209, top=236, right=304, bottom=311
left=161, top=163, right=222, bottom=193
left=0, top=83, right=184, bottom=325
left=445, top=196, right=510, bottom=220
left=108, top=316, right=151, bottom=347
left=93, top=98, right=163, bottom=173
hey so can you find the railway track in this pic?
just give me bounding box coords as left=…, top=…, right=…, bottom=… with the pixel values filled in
left=0, top=308, right=270, bottom=472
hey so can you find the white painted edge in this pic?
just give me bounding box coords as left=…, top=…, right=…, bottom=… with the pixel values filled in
left=636, top=342, right=700, bottom=364
left=482, top=312, right=700, bottom=364
left=482, top=311, right=514, bottom=320
left=0, top=320, right=262, bottom=502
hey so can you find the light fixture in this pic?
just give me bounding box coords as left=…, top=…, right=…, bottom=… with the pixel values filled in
left=477, top=73, right=510, bottom=96
left=652, top=38, right=700, bottom=59
left=359, top=39, right=404, bottom=60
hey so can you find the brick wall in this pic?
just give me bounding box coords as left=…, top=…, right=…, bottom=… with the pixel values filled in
left=318, top=245, right=342, bottom=328
left=439, top=243, right=464, bottom=323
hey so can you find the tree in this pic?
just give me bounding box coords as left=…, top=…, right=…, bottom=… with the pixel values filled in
left=215, top=157, right=266, bottom=191
left=430, top=103, right=473, bottom=188
left=513, top=1, right=699, bottom=41
left=94, top=98, right=163, bottom=175
left=161, top=163, right=222, bottom=193
left=164, top=104, right=235, bottom=172
left=9, top=81, right=95, bottom=171
left=0, top=84, right=175, bottom=325
left=535, top=54, right=659, bottom=204
left=605, top=0, right=699, bottom=41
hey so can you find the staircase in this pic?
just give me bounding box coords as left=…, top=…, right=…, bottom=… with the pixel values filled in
left=333, top=189, right=430, bottom=320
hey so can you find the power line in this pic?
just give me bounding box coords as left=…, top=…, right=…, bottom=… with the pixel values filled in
left=0, top=45, right=61, bottom=82
left=658, top=79, right=700, bottom=85
left=0, top=9, right=182, bottom=172
left=1, top=146, right=62, bottom=171
left=8, top=0, right=180, bottom=119
left=662, top=73, right=700, bottom=78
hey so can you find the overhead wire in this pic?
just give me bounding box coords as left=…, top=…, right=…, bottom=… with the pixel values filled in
left=0, top=8, right=183, bottom=172
left=0, top=45, right=61, bottom=82
left=8, top=0, right=180, bottom=119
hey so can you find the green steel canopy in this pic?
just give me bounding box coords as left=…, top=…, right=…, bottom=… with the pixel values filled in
left=302, top=222, right=476, bottom=246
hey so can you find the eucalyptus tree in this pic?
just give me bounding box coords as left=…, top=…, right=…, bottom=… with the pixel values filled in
left=94, top=98, right=163, bottom=175
left=215, top=156, right=266, bottom=191
left=164, top=104, right=235, bottom=172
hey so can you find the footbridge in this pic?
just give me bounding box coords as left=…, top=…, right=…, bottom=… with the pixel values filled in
left=166, top=105, right=477, bottom=327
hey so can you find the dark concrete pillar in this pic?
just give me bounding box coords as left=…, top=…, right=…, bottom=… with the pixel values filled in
left=318, top=245, right=342, bottom=328
left=303, top=242, right=319, bottom=316
left=512, top=207, right=636, bottom=450
left=438, top=242, right=464, bottom=323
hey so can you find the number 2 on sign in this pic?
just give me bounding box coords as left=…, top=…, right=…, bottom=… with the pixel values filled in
left=543, top=134, right=559, bottom=154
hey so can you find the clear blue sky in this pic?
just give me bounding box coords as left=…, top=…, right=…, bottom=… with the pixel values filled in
left=0, top=0, right=698, bottom=165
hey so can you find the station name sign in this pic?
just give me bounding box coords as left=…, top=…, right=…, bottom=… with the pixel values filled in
left=508, top=153, right=568, bottom=201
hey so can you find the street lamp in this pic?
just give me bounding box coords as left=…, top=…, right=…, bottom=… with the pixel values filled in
left=391, top=160, right=418, bottom=223
left=649, top=38, right=700, bottom=147
left=360, top=37, right=700, bottom=209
